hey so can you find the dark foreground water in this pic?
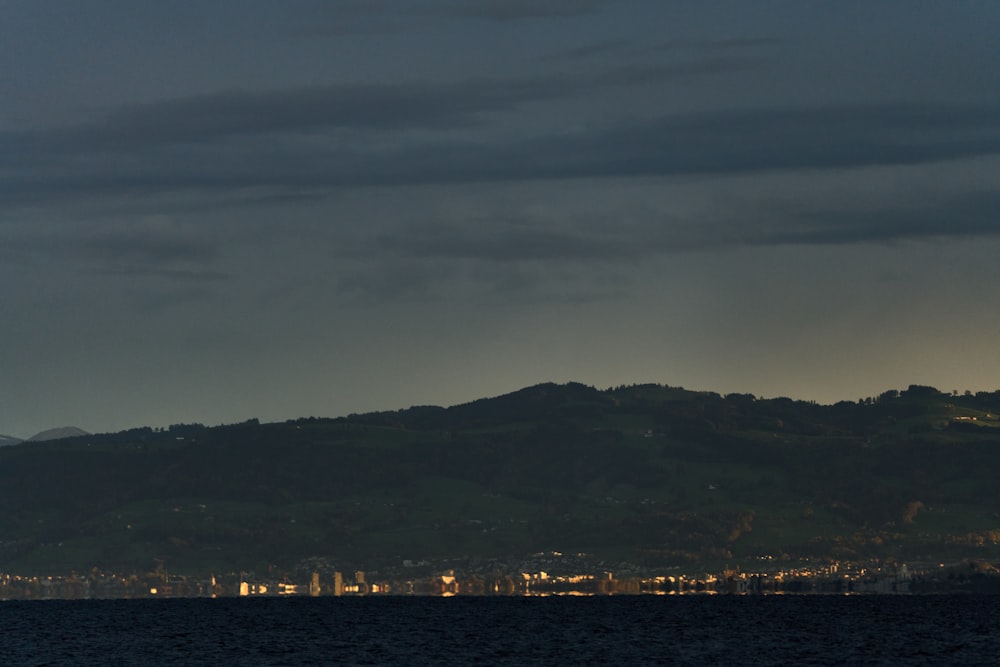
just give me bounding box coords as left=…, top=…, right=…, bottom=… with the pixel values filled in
left=2, top=595, right=997, bottom=666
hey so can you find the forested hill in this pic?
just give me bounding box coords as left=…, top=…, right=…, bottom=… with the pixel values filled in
left=2, top=382, right=999, bottom=576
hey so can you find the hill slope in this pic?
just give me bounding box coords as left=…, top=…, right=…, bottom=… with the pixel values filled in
left=27, top=426, right=90, bottom=442
left=0, top=383, right=998, bottom=576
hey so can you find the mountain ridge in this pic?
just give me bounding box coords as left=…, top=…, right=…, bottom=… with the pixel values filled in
left=0, top=381, right=998, bottom=577
left=26, top=426, right=90, bottom=442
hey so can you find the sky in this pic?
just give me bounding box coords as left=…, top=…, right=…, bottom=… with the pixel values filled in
left=2, top=0, right=1000, bottom=437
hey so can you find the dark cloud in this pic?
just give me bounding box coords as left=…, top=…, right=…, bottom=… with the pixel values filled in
left=328, top=249, right=629, bottom=305
left=535, top=35, right=780, bottom=64
left=294, top=0, right=617, bottom=35
left=0, top=61, right=750, bottom=203
left=655, top=37, right=784, bottom=52
left=7, top=58, right=746, bottom=156
left=10, top=80, right=554, bottom=153
left=417, top=0, right=615, bottom=21
left=81, top=230, right=218, bottom=266
left=82, top=267, right=230, bottom=282
left=564, top=103, right=1000, bottom=175
left=332, top=259, right=455, bottom=302
left=376, top=222, right=636, bottom=262
left=4, top=72, right=999, bottom=257
left=13, top=92, right=997, bottom=202
left=582, top=58, right=760, bottom=86
left=306, top=103, right=1000, bottom=189
left=343, top=175, right=1000, bottom=266
left=753, top=191, right=1000, bottom=247
left=533, top=38, right=632, bottom=64
left=0, top=215, right=223, bottom=282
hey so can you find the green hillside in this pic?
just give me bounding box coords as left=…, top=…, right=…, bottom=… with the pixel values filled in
left=2, top=382, right=999, bottom=576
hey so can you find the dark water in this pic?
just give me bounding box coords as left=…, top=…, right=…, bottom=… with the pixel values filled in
left=2, top=596, right=997, bottom=666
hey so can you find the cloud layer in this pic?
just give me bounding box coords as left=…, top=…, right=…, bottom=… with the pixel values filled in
left=2, top=0, right=1000, bottom=437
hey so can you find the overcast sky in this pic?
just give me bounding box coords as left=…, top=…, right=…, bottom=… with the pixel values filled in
left=2, top=1, right=999, bottom=437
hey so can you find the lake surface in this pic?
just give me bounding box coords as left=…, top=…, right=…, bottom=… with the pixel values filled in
left=2, top=595, right=997, bottom=665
